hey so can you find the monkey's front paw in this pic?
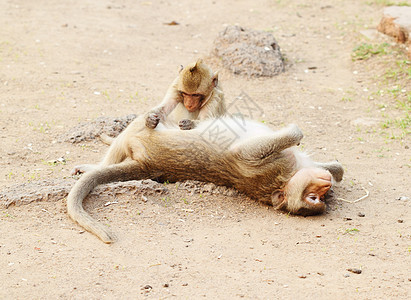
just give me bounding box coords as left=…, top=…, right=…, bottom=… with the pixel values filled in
left=145, top=113, right=160, bottom=129
left=179, top=119, right=194, bottom=130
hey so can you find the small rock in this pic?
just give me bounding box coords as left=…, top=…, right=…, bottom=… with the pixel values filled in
left=344, top=217, right=352, bottom=221
left=358, top=212, right=365, bottom=217
left=298, top=274, right=307, bottom=279
left=347, top=268, right=362, bottom=274
left=344, top=273, right=351, bottom=278
left=397, top=196, right=409, bottom=201
left=163, top=283, right=169, bottom=288
left=142, top=285, right=152, bottom=290
left=397, top=219, right=403, bottom=223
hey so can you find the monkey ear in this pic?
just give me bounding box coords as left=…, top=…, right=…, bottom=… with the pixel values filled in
left=179, top=65, right=184, bottom=73
left=271, top=191, right=287, bottom=210
left=212, top=71, right=219, bottom=87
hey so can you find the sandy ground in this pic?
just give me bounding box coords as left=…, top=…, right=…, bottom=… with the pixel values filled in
left=0, top=0, right=410, bottom=298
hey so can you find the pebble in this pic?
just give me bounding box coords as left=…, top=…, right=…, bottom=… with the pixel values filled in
left=142, top=285, right=152, bottom=290
left=397, top=196, right=409, bottom=201
left=358, top=212, right=365, bottom=217
left=347, top=268, right=362, bottom=274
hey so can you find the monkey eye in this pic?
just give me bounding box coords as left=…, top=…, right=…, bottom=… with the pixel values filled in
left=193, top=94, right=205, bottom=101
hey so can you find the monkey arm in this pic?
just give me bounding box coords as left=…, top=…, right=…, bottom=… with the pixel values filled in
left=234, top=124, right=303, bottom=161
left=146, top=78, right=181, bottom=129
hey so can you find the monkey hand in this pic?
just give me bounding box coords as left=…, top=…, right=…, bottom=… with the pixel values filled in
left=179, top=119, right=195, bottom=130
left=145, top=113, right=160, bottom=129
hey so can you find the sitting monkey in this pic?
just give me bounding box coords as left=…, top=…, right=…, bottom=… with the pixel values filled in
left=67, top=116, right=344, bottom=243
left=100, top=59, right=226, bottom=145
left=146, top=59, right=226, bottom=130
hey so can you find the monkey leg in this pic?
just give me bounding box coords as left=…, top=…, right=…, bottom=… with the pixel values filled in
left=70, top=164, right=100, bottom=175
left=67, top=160, right=157, bottom=243
left=71, top=132, right=129, bottom=176
left=235, top=124, right=303, bottom=161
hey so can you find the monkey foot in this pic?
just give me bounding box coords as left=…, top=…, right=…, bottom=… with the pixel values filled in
left=70, top=164, right=98, bottom=176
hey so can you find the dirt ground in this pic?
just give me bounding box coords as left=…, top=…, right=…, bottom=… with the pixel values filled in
left=1, top=0, right=410, bottom=298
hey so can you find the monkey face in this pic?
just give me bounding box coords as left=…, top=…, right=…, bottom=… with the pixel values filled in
left=180, top=91, right=204, bottom=112
left=273, top=168, right=332, bottom=215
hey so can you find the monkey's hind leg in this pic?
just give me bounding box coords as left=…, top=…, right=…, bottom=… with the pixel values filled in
left=235, top=124, right=303, bottom=161
left=70, top=163, right=100, bottom=175
left=71, top=133, right=130, bottom=176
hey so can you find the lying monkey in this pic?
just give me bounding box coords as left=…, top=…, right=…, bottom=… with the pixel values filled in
left=67, top=116, right=343, bottom=243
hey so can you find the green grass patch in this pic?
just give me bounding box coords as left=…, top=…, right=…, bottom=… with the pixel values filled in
left=351, top=43, right=390, bottom=61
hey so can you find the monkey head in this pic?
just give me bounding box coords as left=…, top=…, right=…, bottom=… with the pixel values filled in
left=272, top=168, right=332, bottom=216
left=177, top=59, right=218, bottom=112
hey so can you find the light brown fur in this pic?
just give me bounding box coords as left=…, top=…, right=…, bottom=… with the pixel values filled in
left=68, top=116, right=344, bottom=243
left=146, top=59, right=226, bottom=131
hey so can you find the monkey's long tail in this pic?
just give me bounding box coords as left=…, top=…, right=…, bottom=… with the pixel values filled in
left=67, top=160, right=148, bottom=243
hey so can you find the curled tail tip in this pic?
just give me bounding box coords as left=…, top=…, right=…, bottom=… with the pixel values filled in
left=101, top=236, right=114, bottom=244
left=93, top=225, right=116, bottom=244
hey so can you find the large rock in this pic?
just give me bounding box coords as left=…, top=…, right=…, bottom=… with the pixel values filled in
left=213, top=25, right=284, bottom=77
left=59, top=114, right=137, bottom=143
left=377, top=6, right=411, bottom=58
